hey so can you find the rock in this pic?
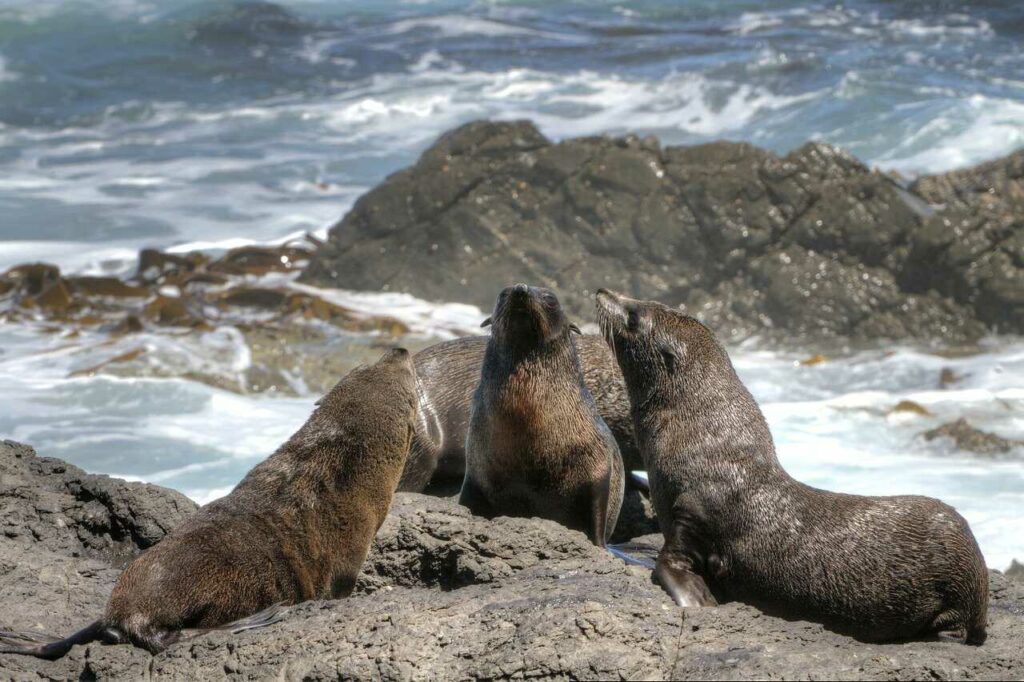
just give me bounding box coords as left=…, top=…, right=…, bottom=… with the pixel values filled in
left=0, top=440, right=196, bottom=565
left=301, top=120, right=1021, bottom=343
left=143, top=295, right=201, bottom=327
left=1, top=263, right=61, bottom=296
left=891, top=400, right=933, bottom=417
left=1, top=440, right=1023, bottom=680
left=217, top=286, right=290, bottom=309
left=800, top=354, right=828, bottom=366
left=1007, top=560, right=1024, bottom=583
left=30, top=278, right=74, bottom=316
left=66, top=277, right=148, bottom=299
left=136, top=249, right=207, bottom=285
left=207, top=245, right=312, bottom=277
left=922, top=418, right=1024, bottom=457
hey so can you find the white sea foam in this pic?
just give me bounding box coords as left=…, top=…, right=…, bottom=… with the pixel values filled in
left=879, top=95, right=1024, bottom=174
left=287, top=282, right=484, bottom=339
left=384, top=15, right=562, bottom=40
left=0, top=55, right=18, bottom=83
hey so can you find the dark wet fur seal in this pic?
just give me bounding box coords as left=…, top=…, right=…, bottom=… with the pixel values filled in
left=399, top=334, right=636, bottom=493
left=0, top=349, right=418, bottom=658
left=595, top=289, right=988, bottom=644
left=459, top=284, right=624, bottom=546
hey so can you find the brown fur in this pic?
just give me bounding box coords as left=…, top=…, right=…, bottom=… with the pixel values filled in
left=460, top=284, right=624, bottom=546
left=596, top=289, right=989, bottom=644
left=1, top=349, right=417, bottom=657
left=400, top=335, right=636, bottom=492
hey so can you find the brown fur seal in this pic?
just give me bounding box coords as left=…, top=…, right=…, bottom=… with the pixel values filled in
left=0, top=349, right=417, bottom=658
left=459, top=284, right=624, bottom=546
left=400, top=334, right=636, bottom=493
left=595, top=289, right=989, bottom=644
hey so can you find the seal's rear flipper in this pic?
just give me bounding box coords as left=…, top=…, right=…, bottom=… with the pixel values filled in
left=177, top=602, right=288, bottom=642
left=0, top=621, right=106, bottom=660
left=629, top=471, right=650, bottom=494
left=654, top=552, right=717, bottom=608
left=224, top=603, right=287, bottom=634
left=607, top=544, right=656, bottom=569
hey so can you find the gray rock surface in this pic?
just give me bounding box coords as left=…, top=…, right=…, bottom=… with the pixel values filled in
left=2, top=439, right=1023, bottom=680
left=301, top=120, right=1023, bottom=343
left=0, top=439, right=197, bottom=565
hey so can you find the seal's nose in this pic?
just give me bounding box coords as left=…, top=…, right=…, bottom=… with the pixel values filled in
left=513, top=283, right=529, bottom=295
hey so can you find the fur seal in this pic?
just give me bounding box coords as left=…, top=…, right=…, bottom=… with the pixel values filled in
left=0, top=349, right=418, bottom=658
left=459, top=284, right=624, bottom=546
left=400, top=334, right=636, bottom=493
left=595, top=289, right=988, bottom=644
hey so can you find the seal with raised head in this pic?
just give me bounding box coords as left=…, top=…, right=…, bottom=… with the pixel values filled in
left=459, top=284, right=624, bottom=546
left=595, top=288, right=988, bottom=644
left=400, top=335, right=636, bottom=494
left=0, top=349, right=418, bottom=658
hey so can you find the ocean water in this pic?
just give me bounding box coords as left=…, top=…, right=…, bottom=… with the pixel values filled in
left=0, top=1, right=1022, bottom=568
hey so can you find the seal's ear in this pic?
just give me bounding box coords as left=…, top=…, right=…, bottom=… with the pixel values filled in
left=569, top=323, right=582, bottom=335
left=659, top=342, right=682, bottom=374
left=480, top=316, right=492, bottom=328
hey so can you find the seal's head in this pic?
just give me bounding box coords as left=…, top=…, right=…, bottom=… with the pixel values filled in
left=595, top=288, right=729, bottom=410
left=316, top=346, right=418, bottom=436
left=482, top=283, right=580, bottom=350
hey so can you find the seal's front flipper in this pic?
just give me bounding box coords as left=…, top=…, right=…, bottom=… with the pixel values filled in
left=457, top=477, right=494, bottom=518
left=654, top=552, right=717, bottom=608
left=589, top=474, right=612, bottom=548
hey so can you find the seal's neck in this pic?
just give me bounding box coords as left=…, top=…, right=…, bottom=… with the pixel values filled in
left=637, top=359, right=781, bottom=480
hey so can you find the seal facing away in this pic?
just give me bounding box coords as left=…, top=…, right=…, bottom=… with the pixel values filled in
left=595, top=289, right=988, bottom=644
left=459, top=284, right=624, bottom=546
left=0, top=349, right=417, bottom=658
left=399, top=334, right=636, bottom=493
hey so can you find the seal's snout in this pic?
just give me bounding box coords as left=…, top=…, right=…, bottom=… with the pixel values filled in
left=509, top=283, right=532, bottom=304
left=380, top=347, right=413, bottom=368
left=595, top=288, right=627, bottom=327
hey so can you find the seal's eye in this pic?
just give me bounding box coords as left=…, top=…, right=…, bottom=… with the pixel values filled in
left=627, top=309, right=640, bottom=332
left=541, top=292, right=558, bottom=308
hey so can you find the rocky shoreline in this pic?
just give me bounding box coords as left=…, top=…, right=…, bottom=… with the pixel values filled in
left=1, top=439, right=1022, bottom=679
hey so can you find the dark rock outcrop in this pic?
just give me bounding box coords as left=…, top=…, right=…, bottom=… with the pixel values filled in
left=922, top=418, right=1024, bottom=457
left=0, top=439, right=196, bottom=565
left=2, top=440, right=1023, bottom=679
left=302, top=121, right=1023, bottom=343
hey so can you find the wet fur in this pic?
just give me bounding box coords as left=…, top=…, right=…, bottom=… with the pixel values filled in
left=399, top=334, right=636, bottom=492
left=460, top=285, right=625, bottom=545
left=596, top=290, right=989, bottom=644
left=0, top=349, right=418, bottom=657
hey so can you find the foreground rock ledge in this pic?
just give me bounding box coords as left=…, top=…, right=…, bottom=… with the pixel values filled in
left=301, top=120, right=1024, bottom=343
left=1, top=441, right=1022, bottom=680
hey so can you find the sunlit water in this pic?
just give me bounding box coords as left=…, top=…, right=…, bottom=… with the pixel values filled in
left=0, top=1, right=1022, bottom=569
